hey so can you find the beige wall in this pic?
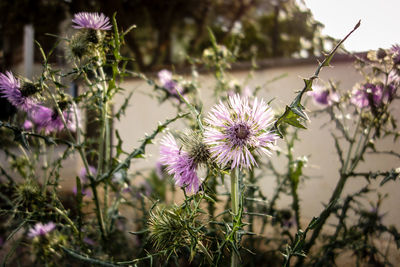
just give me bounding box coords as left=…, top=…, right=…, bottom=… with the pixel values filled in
left=113, top=61, right=400, bottom=228
left=2, top=60, right=398, bottom=230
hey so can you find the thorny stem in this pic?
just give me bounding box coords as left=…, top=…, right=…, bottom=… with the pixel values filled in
left=53, top=207, right=79, bottom=236
left=96, top=52, right=112, bottom=228
left=230, top=168, right=240, bottom=267
left=287, top=132, right=302, bottom=230
left=47, top=90, right=107, bottom=242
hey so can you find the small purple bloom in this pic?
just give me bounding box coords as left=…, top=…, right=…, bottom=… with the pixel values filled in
left=72, top=186, right=92, bottom=197
left=351, top=83, right=383, bottom=108
left=72, top=12, right=112, bottom=30
left=79, top=165, right=97, bottom=184
left=390, top=44, right=400, bottom=64
left=0, top=71, right=38, bottom=112
left=383, top=83, right=397, bottom=102
left=204, top=94, right=278, bottom=169
left=23, top=120, right=33, bottom=130
left=389, top=70, right=400, bottom=86
left=122, top=186, right=131, bottom=194
left=30, top=105, right=80, bottom=134
left=308, top=85, right=339, bottom=107
left=159, top=133, right=200, bottom=193
left=28, top=222, right=56, bottom=238
left=158, top=70, right=182, bottom=96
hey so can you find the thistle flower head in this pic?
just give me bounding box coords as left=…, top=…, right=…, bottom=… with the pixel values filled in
left=181, top=131, right=210, bottom=165
left=23, top=120, right=33, bottom=130
left=28, top=222, right=56, bottom=239
left=158, top=69, right=182, bottom=96
left=68, top=33, right=90, bottom=59
left=204, top=94, right=278, bottom=169
left=0, top=71, right=38, bottom=111
left=389, top=70, right=400, bottom=86
left=72, top=186, right=92, bottom=197
left=376, top=48, right=387, bottom=60
left=390, top=44, right=400, bottom=64
left=30, top=105, right=80, bottom=134
left=308, top=84, right=339, bottom=107
left=351, top=83, right=383, bottom=108
left=148, top=205, right=191, bottom=251
left=72, top=12, right=112, bottom=30
left=15, top=179, right=41, bottom=208
left=159, top=133, right=208, bottom=193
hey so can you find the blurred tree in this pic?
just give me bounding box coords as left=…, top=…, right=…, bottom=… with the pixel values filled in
left=0, top=0, right=68, bottom=70
left=0, top=0, right=332, bottom=71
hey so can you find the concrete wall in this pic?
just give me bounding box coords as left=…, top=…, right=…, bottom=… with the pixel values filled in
left=113, top=60, right=400, bottom=228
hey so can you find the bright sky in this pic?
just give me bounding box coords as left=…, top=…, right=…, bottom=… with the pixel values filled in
left=304, top=0, right=399, bottom=52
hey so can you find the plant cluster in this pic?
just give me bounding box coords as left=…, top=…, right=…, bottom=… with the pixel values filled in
left=0, top=13, right=398, bottom=267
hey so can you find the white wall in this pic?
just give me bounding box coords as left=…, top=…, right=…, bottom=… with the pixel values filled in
left=113, top=61, right=400, bottom=228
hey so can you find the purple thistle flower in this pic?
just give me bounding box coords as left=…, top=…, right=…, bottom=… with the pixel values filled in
left=383, top=83, right=397, bottom=102
left=159, top=133, right=200, bottom=194
left=351, top=83, right=383, bottom=108
left=72, top=12, right=112, bottom=30
left=122, top=186, right=131, bottom=194
left=23, top=120, right=33, bottom=130
left=30, top=105, right=80, bottom=134
left=0, top=71, right=38, bottom=112
left=79, top=165, right=97, bottom=184
left=308, top=84, right=339, bottom=107
left=158, top=69, right=182, bottom=96
left=389, top=70, right=400, bottom=86
left=204, top=94, right=278, bottom=169
left=390, top=44, right=400, bottom=64
left=72, top=186, right=92, bottom=197
left=28, top=222, right=56, bottom=239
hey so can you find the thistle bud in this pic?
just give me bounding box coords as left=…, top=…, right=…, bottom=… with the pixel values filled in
left=376, top=48, right=387, bottom=59
left=148, top=205, right=190, bottom=251
left=181, top=131, right=210, bottom=165
left=85, top=29, right=103, bottom=44
left=20, top=82, right=39, bottom=97
left=69, top=34, right=90, bottom=60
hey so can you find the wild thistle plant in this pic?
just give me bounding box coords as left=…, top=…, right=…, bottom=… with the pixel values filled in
left=0, top=12, right=398, bottom=267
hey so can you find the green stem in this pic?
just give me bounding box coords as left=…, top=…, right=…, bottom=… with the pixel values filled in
left=53, top=207, right=79, bottom=235
left=230, top=169, right=239, bottom=267
left=96, top=56, right=111, bottom=227
left=287, top=133, right=301, bottom=230
left=96, top=64, right=108, bottom=176
left=47, top=91, right=107, bottom=242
